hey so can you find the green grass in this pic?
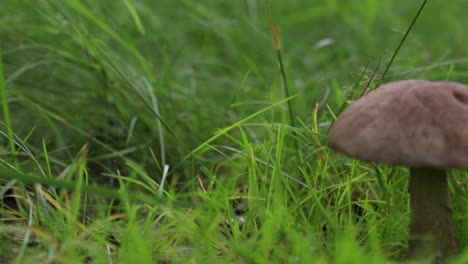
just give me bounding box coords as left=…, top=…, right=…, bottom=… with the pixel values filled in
left=1, top=0, right=468, bottom=263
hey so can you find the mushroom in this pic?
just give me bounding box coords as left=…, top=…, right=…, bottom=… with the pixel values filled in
left=327, top=80, right=468, bottom=259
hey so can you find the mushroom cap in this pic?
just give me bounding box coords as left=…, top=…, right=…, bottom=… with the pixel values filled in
left=328, top=80, right=468, bottom=169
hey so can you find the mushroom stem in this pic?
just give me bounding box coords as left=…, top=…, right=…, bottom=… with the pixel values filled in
left=408, top=167, right=458, bottom=258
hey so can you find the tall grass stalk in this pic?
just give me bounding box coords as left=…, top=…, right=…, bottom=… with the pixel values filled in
left=0, top=47, right=16, bottom=159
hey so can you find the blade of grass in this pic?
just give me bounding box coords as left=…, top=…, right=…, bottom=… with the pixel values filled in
left=122, top=0, right=146, bottom=35
left=359, top=58, right=381, bottom=97
left=184, top=95, right=296, bottom=160
left=0, top=166, right=162, bottom=204
left=380, top=0, right=428, bottom=80
left=0, top=46, right=16, bottom=158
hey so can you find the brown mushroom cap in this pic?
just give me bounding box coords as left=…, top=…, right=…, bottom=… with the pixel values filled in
left=328, top=80, right=468, bottom=169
